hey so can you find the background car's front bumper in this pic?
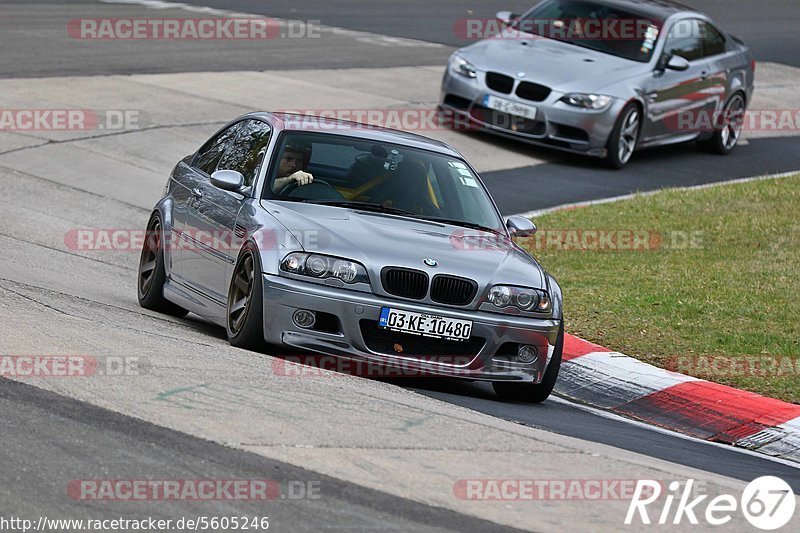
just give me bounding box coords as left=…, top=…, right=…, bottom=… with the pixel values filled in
left=262, top=274, right=561, bottom=383
left=440, top=70, right=625, bottom=157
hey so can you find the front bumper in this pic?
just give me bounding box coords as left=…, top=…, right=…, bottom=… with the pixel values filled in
left=440, top=69, right=626, bottom=157
left=262, top=274, right=561, bottom=383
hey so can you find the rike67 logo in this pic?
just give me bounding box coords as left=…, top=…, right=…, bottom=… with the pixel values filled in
left=626, top=476, right=796, bottom=530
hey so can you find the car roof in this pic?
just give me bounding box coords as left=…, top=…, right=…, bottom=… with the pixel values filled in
left=239, top=111, right=463, bottom=159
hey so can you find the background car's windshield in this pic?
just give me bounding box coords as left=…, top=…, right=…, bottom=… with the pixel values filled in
left=267, top=132, right=505, bottom=232
left=513, top=0, right=662, bottom=62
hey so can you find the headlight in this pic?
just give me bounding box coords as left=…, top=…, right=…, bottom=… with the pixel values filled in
left=449, top=54, right=477, bottom=79
left=280, top=252, right=369, bottom=285
left=559, top=93, right=613, bottom=110
left=487, top=285, right=551, bottom=312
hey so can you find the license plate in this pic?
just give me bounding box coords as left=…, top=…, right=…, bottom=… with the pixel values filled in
left=378, top=307, right=472, bottom=341
left=483, top=94, right=537, bottom=120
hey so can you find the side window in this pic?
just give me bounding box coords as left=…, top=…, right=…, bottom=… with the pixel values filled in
left=217, top=120, right=272, bottom=186
left=193, top=122, right=243, bottom=176
left=664, top=19, right=703, bottom=62
left=700, top=22, right=726, bottom=57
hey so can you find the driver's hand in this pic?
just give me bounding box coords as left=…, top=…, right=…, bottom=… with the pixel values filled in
left=289, top=171, right=313, bottom=186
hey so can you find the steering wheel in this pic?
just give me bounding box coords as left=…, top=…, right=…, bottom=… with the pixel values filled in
left=279, top=179, right=344, bottom=200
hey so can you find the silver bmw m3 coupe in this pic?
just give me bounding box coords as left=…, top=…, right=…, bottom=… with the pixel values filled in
left=137, top=113, right=564, bottom=402
left=439, top=0, right=755, bottom=167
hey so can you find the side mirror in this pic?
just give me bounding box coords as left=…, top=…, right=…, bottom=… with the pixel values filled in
left=210, top=169, right=245, bottom=192
left=496, top=11, right=519, bottom=27
left=665, top=54, right=690, bottom=71
left=506, top=215, right=537, bottom=237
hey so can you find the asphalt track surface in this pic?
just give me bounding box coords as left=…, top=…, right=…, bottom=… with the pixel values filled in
left=0, top=381, right=523, bottom=533
left=2, top=0, right=800, bottom=530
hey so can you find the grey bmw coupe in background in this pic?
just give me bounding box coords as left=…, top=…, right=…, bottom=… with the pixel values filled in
left=138, top=113, right=564, bottom=402
left=440, top=0, right=755, bottom=167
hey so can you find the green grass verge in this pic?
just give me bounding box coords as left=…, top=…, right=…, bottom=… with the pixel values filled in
left=520, top=174, right=800, bottom=403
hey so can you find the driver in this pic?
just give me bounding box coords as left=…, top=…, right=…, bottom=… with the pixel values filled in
left=272, top=140, right=314, bottom=193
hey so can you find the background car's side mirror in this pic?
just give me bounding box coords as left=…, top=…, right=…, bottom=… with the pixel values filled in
left=210, top=169, right=245, bottom=192
left=495, top=11, right=519, bottom=27
left=665, top=54, right=690, bottom=71
left=506, top=215, right=537, bottom=237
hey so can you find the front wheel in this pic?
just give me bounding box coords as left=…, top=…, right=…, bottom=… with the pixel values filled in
left=226, top=243, right=265, bottom=350
left=492, top=321, right=564, bottom=403
left=604, top=103, right=641, bottom=169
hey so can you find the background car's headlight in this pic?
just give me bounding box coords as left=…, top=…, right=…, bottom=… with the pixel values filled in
left=281, top=252, right=369, bottom=284
left=559, top=93, right=613, bottom=110
left=487, top=285, right=551, bottom=312
left=449, top=54, right=477, bottom=79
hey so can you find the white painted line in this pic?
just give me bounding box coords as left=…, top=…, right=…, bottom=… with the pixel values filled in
left=515, top=169, right=800, bottom=218
left=100, top=0, right=445, bottom=48
left=549, top=395, right=800, bottom=470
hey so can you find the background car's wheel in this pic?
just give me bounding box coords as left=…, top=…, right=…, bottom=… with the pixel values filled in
left=604, top=103, right=641, bottom=169
left=492, top=321, right=564, bottom=403
left=226, top=243, right=265, bottom=350
left=698, top=92, right=746, bottom=155
left=137, top=214, right=189, bottom=317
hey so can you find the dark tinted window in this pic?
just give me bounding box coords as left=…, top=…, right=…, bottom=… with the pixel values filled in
left=267, top=133, right=504, bottom=232
left=217, top=119, right=272, bottom=186
left=700, top=21, right=726, bottom=57
left=513, top=0, right=663, bottom=62
left=194, top=122, right=243, bottom=175
left=664, top=19, right=703, bottom=62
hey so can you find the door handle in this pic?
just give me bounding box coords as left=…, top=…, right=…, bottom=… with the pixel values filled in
left=700, top=71, right=709, bottom=80
left=191, top=187, right=203, bottom=198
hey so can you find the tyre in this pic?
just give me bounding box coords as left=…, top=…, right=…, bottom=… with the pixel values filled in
left=137, top=214, right=189, bottom=317
left=492, top=321, right=564, bottom=403
left=226, top=243, right=265, bottom=350
left=604, top=103, right=641, bottom=169
left=698, top=92, right=745, bottom=155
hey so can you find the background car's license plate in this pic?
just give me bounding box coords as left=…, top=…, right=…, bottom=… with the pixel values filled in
left=483, top=94, right=537, bottom=120
left=379, top=307, right=472, bottom=340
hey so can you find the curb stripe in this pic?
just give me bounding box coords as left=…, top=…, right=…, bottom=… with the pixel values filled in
left=562, top=334, right=612, bottom=361
left=559, top=351, right=698, bottom=408
left=612, top=381, right=800, bottom=443
left=556, top=334, right=800, bottom=463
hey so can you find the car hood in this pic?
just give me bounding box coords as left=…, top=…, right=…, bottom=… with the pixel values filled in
left=461, top=37, right=643, bottom=93
left=263, top=200, right=547, bottom=291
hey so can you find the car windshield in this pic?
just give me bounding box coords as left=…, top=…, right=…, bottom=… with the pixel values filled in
left=266, top=131, right=505, bottom=233
left=512, top=0, right=662, bottom=62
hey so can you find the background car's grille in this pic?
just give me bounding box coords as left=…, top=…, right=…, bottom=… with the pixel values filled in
left=515, top=81, right=551, bottom=102
left=381, top=267, right=428, bottom=299
left=485, top=72, right=514, bottom=94
left=430, top=275, right=478, bottom=306
left=360, top=320, right=485, bottom=358
left=470, top=105, right=546, bottom=135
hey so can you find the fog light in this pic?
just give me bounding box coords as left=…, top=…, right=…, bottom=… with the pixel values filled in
left=518, top=345, right=539, bottom=364
left=292, top=309, right=316, bottom=329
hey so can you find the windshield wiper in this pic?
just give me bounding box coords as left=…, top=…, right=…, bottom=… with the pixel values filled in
left=305, top=200, right=419, bottom=217
left=416, top=216, right=503, bottom=235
